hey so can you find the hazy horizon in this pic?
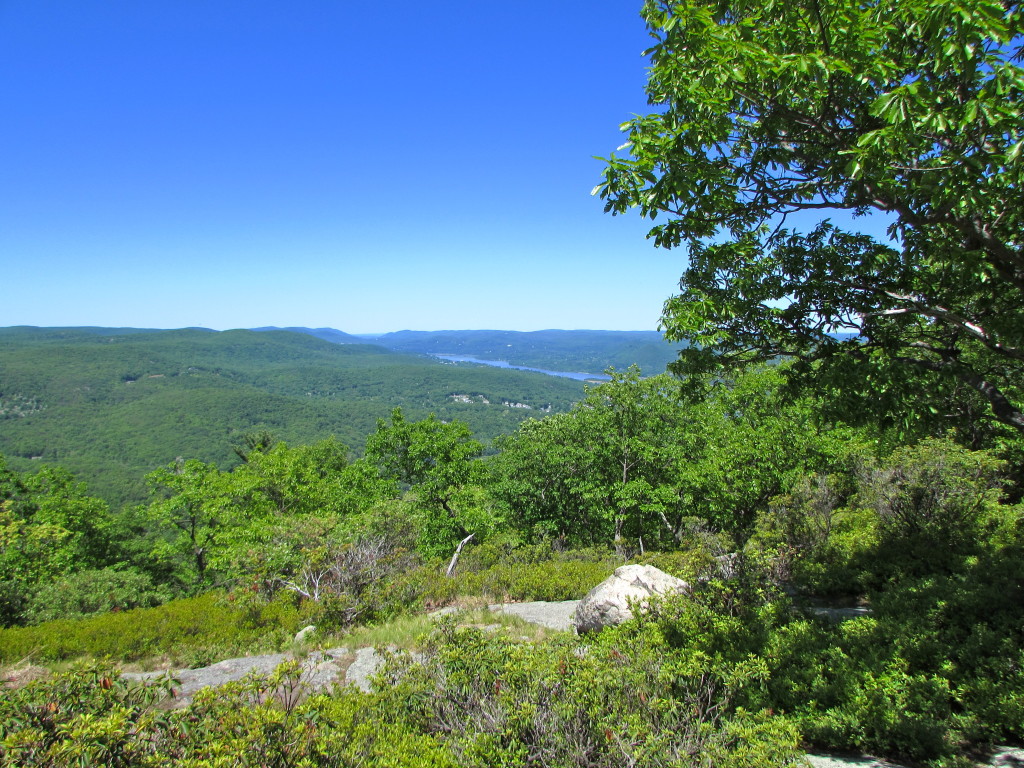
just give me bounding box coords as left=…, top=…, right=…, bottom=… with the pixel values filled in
left=2, top=324, right=665, bottom=335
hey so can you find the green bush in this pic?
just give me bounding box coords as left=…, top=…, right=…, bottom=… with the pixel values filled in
left=0, top=591, right=304, bottom=664
left=374, top=619, right=802, bottom=767
left=751, top=472, right=874, bottom=595
left=753, top=439, right=1012, bottom=596
left=455, top=558, right=614, bottom=602
left=0, top=661, right=460, bottom=767
left=635, top=565, right=1023, bottom=764
left=858, top=439, right=1005, bottom=578
left=762, top=617, right=953, bottom=760
left=750, top=539, right=1024, bottom=761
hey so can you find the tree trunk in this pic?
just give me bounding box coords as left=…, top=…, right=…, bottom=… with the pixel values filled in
left=445, top=533, right=475, bottom=578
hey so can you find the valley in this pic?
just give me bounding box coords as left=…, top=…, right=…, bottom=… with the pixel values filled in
left=0, top=326, right=591, bottom=507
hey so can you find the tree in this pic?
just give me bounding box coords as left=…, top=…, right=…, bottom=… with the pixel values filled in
left=596, top=0, right=1024, bottom=438
left=0, top=461, right=114, bottom=585
left=0, top=457, right=119, bottom=625
left=492, top=369, right=693, bottom=549
left=366, top=408, right=493, bottom=556
left=143, top=440, right=393, bottom=589
left=493, top=367, right=861, bottom=547
left=145, top=459, right=231, bottom=588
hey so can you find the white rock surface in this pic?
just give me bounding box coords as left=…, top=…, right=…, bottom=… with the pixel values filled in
left=574, top=564, right=690, bottom=634
left=345, top=646, right=385, bottom=692
left=486, top=600, right=579, bottom=631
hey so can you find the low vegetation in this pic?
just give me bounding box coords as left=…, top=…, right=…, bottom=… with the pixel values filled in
left=1, top=359, right=1021, bottom=765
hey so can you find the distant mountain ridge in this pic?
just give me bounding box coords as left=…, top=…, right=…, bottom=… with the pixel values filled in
left=250, top=327, right=365, bottom=345
left=258, top=327, right=684, bottom=375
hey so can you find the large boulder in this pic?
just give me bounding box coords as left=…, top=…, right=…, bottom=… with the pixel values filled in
left=574, top=564, right=691, bottom=634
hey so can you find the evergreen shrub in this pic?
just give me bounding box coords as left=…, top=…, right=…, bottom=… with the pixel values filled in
left=374, top=618, right=802, bottom=767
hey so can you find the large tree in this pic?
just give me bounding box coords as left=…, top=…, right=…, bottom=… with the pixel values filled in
left=596, top=0, right=1024, bottom=438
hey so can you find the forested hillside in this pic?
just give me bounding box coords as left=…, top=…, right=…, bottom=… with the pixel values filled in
left=0, top=326, right=583, bottom=506
left=250, top=326, right=366, bottom=345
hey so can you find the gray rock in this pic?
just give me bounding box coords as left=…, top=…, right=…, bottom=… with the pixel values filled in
left=714, top=552, right=740, bottom=579
left=121, top=650, right=352, bottom=707
left=805, top=754, right=906, bottom=768
left=294, top=625, right=317, bottom=644
left=810, top=607, right=873, bottom=623
left=989, top=746, right=1024, bottom=767
left=574, top=564, right=690, bottom=634
left=300, top=650, right=344, bottom=690
left=124, top=653, right=290, bottom=707
left=806, top=747, right=1024, bottom=768
left=486, top=600, right=579, bottom=631
left=427, top=605, right=464, bottom=619
left=345, top=646, right=385, bottom=692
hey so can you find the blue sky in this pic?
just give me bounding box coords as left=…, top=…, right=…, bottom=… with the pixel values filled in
left=0, top=2, right=883, bottom=333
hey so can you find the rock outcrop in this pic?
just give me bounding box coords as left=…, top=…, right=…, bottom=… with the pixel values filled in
left=574, top=564, right=690, bottom=634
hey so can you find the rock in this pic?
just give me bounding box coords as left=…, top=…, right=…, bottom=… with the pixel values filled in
left=121, top=650, right=351, bottom=707
left=345, top=646, right=385, bottom=692
left=294, top=625, right=317, bottom=644
left=806, top=754, right=906, bottom=768
left=809, top=606, right=872, bottom=623
left=123, top=653, right=290, bottom=707
left=805, top=744, right=1024, bottom=767
left=427, top=605, right=464, bottom=619
left=989, top=746, right=1024, bottom=767
left=574, top=565, right=690, bottom=634
left=487, top=600, right=579, bottom=631
left=713, top=552, right=739, bottom=580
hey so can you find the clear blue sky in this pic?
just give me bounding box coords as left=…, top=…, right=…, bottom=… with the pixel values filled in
left=0, top=1, right=682, bottom=332
left=0, top=2, right=885, bottom=334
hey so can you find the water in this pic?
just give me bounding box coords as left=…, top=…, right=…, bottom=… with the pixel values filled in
left=431, top=354, right=610, bottom=382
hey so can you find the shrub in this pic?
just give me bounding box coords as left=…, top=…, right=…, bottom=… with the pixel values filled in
left=751, top=471, right=874, bottom=595
left=23, top=567, right=171, bottom=625
left=375, top=619, right=802, bottom=767
left=753, top=439, right=1011, bottom=595
left=454, top=558, right=615, bottom=603
left=856, top=439, right=1004, bottom=578
left=0, top=662, right=172, bottom=766
left=0, top=661, right=460, bottom=767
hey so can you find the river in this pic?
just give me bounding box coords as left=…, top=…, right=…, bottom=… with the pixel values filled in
left=431, top=354, right=611, bottom=382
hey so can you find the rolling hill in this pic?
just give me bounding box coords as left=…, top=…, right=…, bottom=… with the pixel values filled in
left=0, top=327, right=585, bottom=508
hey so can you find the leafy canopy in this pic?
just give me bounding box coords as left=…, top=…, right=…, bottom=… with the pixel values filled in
left=596, top=0, right=1024, bottom=437
left=492, top=366, right=860, bottom=547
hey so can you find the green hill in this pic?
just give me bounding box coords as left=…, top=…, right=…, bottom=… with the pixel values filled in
left=250, top=326, right=366, bottom=345
left=0, top=327, right=584, bottom=508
